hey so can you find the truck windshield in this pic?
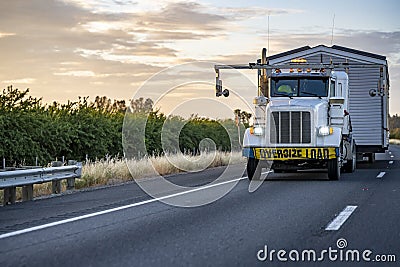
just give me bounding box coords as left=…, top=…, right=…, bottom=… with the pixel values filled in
left=271, top=77, right=328, bottom=97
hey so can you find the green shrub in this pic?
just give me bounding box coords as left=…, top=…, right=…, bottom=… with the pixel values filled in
left=1, top=86, right=242, bottom=166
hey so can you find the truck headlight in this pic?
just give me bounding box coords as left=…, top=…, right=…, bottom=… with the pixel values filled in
left=318, top=126, right=333, bottom=136
left=250, top=127, right=263, bottom=136
left=254, top=127, right=263, bottom=135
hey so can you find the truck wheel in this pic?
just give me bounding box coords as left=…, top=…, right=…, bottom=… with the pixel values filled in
left=247, top=158, right=261, bottom=181
left=368, top=153, right=375, bottom=163
left=328, top=157, right=341, bottom=180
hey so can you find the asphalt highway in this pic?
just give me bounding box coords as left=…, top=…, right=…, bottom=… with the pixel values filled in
left=0, top=146, right=399, bottom=267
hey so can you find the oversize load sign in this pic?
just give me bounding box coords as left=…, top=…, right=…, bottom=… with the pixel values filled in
left=254, top=147, right=337, bottom=160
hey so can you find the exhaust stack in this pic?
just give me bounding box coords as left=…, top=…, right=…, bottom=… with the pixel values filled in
left=260, top=48, right=269, bottom=98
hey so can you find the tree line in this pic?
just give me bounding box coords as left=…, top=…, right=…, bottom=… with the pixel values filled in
left=0, top=86, right=244, bottom=166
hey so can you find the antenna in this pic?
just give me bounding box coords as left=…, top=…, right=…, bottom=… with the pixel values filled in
left=330, top=13, right=335, bottom=46
left=267, top=12, right=270, bottom=57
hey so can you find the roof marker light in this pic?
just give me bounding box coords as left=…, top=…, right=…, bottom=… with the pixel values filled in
left=291, top=58, right=308, bottom=63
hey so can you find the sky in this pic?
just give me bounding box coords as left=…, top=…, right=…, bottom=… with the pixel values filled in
left=0, top=0, right=399, bottom=118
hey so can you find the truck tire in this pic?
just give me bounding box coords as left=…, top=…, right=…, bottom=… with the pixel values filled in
left=368, top=153, right=375, bottom=163
left=328, top=157, right=341, bottom=180
left=247, top=158, right=261, bottom=181
left=344, top=143, right=356, bottom=173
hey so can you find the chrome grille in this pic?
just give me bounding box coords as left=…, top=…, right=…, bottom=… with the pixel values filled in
left=270, top=111, right=311, bottom=144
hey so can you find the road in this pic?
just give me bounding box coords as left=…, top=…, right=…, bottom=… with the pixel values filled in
left=0, top=146, right=399, bottom=266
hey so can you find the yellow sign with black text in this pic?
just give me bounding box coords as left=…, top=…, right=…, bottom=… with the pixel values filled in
left=254, top=147, right=337, bottom=160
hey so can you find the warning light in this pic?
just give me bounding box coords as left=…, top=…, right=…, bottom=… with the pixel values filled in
left=291, top=58, right=308, bottom=63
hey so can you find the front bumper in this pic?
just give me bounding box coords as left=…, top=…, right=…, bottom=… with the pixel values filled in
left=243, top=147, right=339, bottom=160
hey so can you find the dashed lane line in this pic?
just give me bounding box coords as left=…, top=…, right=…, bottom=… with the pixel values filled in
left=325, top=205, right=358, bottom=231
left=376, top=172, right=386, bottom=179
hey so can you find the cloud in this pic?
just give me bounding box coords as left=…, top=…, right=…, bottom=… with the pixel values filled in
left=212, top=53, right=260, bottom=65
left=61, top=0, right=138, bottom=14
left=134, top=30, right=222, bottom=41
left=136, top=2, right=227, bottom=32
left=2, top=78, right=36, bottom=84
left=0, top=0, right=95, bottom=33
left=220, top=7, right=303, bottom=20
left=0, top=32, right=16, bottom=38
left=53, top=70, right=96, bottom=77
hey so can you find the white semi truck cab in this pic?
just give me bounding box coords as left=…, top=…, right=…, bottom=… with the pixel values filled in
left=215, top=49, right=360, bottom=180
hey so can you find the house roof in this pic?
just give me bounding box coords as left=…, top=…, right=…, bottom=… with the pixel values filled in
left=268, top=44, right=386, bottom=62
left=268, top=45, right=311, bottom=60
left=331, top=45, right=386, bottom=60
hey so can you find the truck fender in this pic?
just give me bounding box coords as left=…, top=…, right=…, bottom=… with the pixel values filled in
left=321, top=127, right=342, bottom=147
left=243, top=128, right=263, bottom=148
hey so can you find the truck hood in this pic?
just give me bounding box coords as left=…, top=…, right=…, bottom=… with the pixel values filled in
left=269, top=98, right=328, bottom=109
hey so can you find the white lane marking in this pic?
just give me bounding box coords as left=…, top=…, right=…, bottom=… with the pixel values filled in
left=325, top=205, right=358, bottom=231
left=389, top=161, right=394, bottom=164
left=0, top=172, right=269, bottom=240
left=389, top=151, right=392, bottom=154
left=390, top=155, right=394, bottom=158
left=376, top=172, right=386, bottom=179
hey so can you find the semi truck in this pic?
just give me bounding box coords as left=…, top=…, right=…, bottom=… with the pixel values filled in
left=215, top=45, right=389, bottom=180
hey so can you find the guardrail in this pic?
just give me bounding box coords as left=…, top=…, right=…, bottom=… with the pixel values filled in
left=0, top=161, right=82, bottom=205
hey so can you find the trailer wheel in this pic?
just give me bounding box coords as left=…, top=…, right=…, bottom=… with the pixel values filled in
left=328, top=157, right=341, bottom=180
left=247, top=158, right=261, bottom=181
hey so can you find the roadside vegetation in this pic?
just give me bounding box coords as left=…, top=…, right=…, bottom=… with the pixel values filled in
left=78, top=151, right=244, bottom=188
left=389, top=114, right=400, bottom=140
left=0, top=86, right=247, bottom=166
left=0, top=86, right=248, bottom=203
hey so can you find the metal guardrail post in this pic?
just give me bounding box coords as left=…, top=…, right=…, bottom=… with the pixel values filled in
left=22, top=184, right=34, bottom=201
left=67, top=160, right=77, bottom=190
left=51, top=161, right=62, bottom=194
left=3, top=187, right=16, bottom=205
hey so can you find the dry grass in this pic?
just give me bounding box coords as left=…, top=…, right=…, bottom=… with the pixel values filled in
left=0, top=151, right=245, bottom=203
left=389, top=139, right=400, bottom=145
left=78, top=151, right=244, bottom=187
